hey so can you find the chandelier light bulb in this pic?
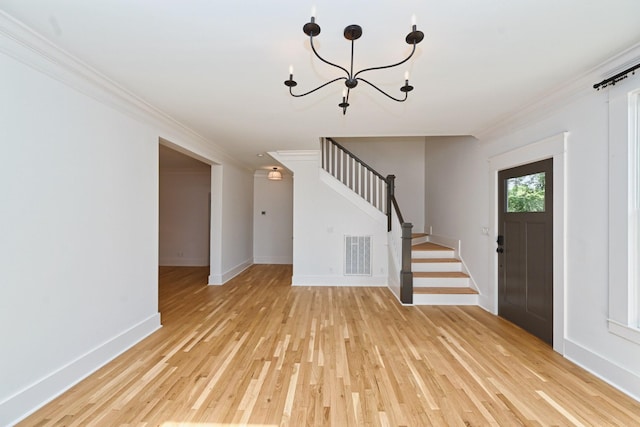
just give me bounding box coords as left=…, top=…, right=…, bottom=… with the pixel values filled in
left=411, top=14, right=416, bottom=26
left=285, top=11, right=424, bottom=114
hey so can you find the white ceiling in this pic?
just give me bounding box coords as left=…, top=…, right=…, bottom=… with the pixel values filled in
left=3, top=1, right=640, bottom=170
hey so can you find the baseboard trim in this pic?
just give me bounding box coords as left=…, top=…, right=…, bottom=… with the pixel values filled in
left=292, top=275, right=387, bottom=287
left=159, top=257, right=209, bottom=267
left=208, top=273, right=223, bottom=285
left=253, top=256, right=293, bottom=265
left=564, top=338, right=640, bottom=402
left=0, top=313, right=161, bottom=427
left=426, top=234, right=460, bottom=253
left=208, top=259, right=252, bottom=285
left=478, top=294, right=496, bottom=314
left=222, top=260, right=252, bottom=283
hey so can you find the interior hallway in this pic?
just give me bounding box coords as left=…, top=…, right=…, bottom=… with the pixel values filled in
left=20, top=265, right=640, bottom=426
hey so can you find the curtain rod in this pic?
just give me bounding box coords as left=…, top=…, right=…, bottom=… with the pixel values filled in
left=593, top=62, right=640, bottom=90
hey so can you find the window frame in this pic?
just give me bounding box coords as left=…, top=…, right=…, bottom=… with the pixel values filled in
left=608, top=76, right=640, bottom=343
left=506, top=172, right=547, bottom=213
left=631, top=91, right=640, bottom=326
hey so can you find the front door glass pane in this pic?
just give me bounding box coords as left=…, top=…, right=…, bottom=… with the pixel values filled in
left=506, top=172, right=546, bottom=212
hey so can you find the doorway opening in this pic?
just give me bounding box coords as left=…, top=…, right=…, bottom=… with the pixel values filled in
left=159, top=144, right=211, bottom=268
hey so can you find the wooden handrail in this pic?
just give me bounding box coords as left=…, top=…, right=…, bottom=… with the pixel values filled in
left=391, top=195, right=404, bottom=225
left=322, top=138, right=388, bottom=213
left=322, top=137, right=413, bottom=304
left=326, top=138, right=388, bottom=182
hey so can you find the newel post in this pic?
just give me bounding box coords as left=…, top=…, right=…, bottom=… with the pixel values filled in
left=400, top=222, right=414, bottom=304
left=386, top=174, right=395, bottom=232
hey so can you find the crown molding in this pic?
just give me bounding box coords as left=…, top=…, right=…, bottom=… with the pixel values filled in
left=474, top=41, right=640, bottom=142
left=0, top=11, right=247, bottom=170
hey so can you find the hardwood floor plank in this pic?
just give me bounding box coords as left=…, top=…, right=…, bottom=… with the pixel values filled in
left=18, top=264, right=640, bottom=426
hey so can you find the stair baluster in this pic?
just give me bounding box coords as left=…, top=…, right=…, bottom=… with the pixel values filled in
left=321, top=138, right=413, bottom=303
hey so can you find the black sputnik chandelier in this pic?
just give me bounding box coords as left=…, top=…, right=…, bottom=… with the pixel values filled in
left=284, top=10, right=424, bottom=115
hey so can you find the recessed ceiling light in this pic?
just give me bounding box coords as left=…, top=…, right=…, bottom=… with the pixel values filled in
left=257, top=153, right=264, bottom=157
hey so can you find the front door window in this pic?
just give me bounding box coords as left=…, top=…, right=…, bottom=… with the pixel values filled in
left=506, top=172, right=546, bottom=213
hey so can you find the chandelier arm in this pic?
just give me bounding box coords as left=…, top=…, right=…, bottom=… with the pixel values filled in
left=289, top=77, right=347, bottom=97
left=353, top=43, right=417, bottom=79
left=309, top=36, right=351, bottom=77
left=357, top=78, right=408, bottom=102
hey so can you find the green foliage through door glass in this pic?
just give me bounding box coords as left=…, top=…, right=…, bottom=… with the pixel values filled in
left=506, top=172, right=545, bottom=212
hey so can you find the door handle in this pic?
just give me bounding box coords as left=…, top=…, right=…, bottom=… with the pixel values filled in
left=496, top=235, right=504, bottom=245
left=496, top=247, right=504, bottom=254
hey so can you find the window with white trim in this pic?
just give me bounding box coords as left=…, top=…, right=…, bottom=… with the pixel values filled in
left=608, top=76, right=640, bottom=343
left=632, top=90, right=640, bottom=327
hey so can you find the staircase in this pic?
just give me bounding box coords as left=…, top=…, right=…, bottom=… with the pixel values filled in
left=319, top=137, right=479, bottom=306
left=410, top=233, right=479, bottom=305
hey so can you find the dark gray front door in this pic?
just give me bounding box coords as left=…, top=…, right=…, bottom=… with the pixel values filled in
left=497, top=158, right=553, bottom=345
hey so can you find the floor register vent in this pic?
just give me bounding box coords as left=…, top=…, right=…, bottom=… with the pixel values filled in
left=344, top=235, right=372, bottom=276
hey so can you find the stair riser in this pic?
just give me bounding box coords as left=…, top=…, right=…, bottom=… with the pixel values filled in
left=413, top=277, right=470, bottom=287
left=412, top=250, right=454, bottom=259
left=412, top=263, right=462, bottom=272
left=412, top=294, right=479, bottom=305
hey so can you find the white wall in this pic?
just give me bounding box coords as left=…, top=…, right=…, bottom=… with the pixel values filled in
left=159, top=169, right=211, bottom=266
left=271, top=151, right=389, bottom=286
left=423, top=49, right=640, bottom=398
left=217, top=163, right=254, bottom=282
left=338, top=137, right=426, bottom=232
left=424, top=136, right=490, bottom=296
left=0, top=50, right=160, bottom=424
left=483, top=76, right=640, bottom=398
left=0, top=19, right=255, bottom=424
left=253, top=171, right=293, bottom=264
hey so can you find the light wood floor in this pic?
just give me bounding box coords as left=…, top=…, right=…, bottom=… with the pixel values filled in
left=20, top=265, right=640, bottom=426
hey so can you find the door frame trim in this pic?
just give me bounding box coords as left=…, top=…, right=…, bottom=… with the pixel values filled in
left=488, top=132, right=567, bottom=354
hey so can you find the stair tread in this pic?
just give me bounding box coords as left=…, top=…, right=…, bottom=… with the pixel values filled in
left=412, top=233, right=428, bottom=238
left=413, top=271, right=469, bottom=278
left=412, top=258, right=460, bottom=263
left=414, top=287, right=478, bottom=295
left=412, top=242, right=453, bottom=251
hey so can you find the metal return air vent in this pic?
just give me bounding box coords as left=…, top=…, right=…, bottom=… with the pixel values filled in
left=344, top=235, right=372, bottom=276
